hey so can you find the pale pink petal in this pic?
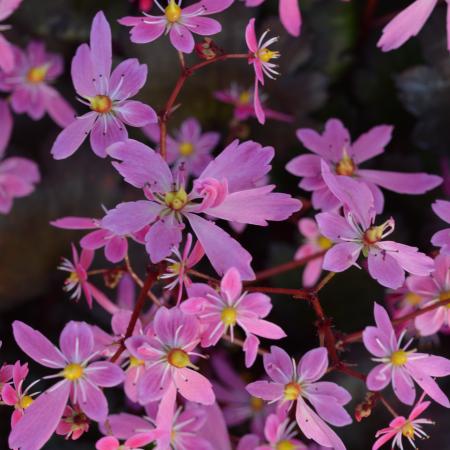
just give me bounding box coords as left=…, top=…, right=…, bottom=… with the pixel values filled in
left=243, top=333, right=260, bottom=367
left=221, top=267, right=242, bottom=300
left=174, top=368, right=215, bottom=405
left=377, top=0, right=438, bottom=51
left=0, top=0, right=23, bottom=21
left=286, top=154, right=321, bottom=178
left=245, top=380, right=284, bottom=401
left=239, top=317, right=286, bottom=340
left=12, top=321, right=66, bottom=368
left=122, top=20, right=166, bottom=44
left=183, top=16, right=221, bottom=35
left=9, top=383, right=70, bottom=450
left=183, top=0, right=234, bottom=14
left=245, top=18, right=258, bottom=52
left=90, top=11, right=112, bottom=79
left=169, top=23, right=195, bottom=53
left=0, top=33, right=15, bottom=72
left=307, top=393, right=352, bottom=426
left=78, top=379, right=109, bottom=421
left=51, top=216, right=97, bottom=230
left=43, top=86, right=76, bottom=128
left=71, top=43, right=96, bottom=97
left=351, top=125, right=393, bottom=164
left=105, top=235, right=128, bottom=262
left=0, top=99, right=13, bottom=157
left=145, top=218, right=183, bottom=263
left=254, top=79, right=265, bottom=124
left=366, top=364, right=392, bottom=391
left=51, top=113, right=97, bottom=159
left=322, top=242, right=361, bottom=272
left=368, top=249, right=405, bottom=289
left=263, top=345, right=292, bottom=383
left=392, top=367, right=416, bottom=405
left=109, top=58, right=148, bottom=100
left=90, top=115, right=128, bottom=158
left=85, top=361, right=124, bottom=386
left=96, top=436, right=119, bottom=450
left=59, top=321, right=94, bottom=363
left=298, top=347, right=328, bottom=382
left=116, top=100, right=157, bottom=127
left=186, top=213, right=255, bottom=280
left=415, top=307, right=446, bottom=336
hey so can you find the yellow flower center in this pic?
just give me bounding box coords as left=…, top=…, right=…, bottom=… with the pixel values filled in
left=258, top=48, right=279, bottom=63
left=164, top=187, right=188, bottom=211
left=129, top=356, right=145, bottom=368
left=67, top=272, right=79, bottom=284
left=179, top=142, right=194, bottom=157
left=405, top=292, right=422, bottom=306
left=276, top=441, right=296, bottom=450
left=401, top=421, right=415, bottom=439
left=390, top=350, right=408, bottom=367
left=165, top=0, right=182, bottom=23
left=284, top=382, right=301, bottom=401
left=27, top=66, right=48, bottom=84
left=363, top=225, right=384, bottom=246
left=19, top=395, right=33, bottom=410
left=90, top=95, right=113, bottom=114
left=168, top=262, right=181, bottom=275
left=239, top=91, right=251, bottom=105
left=317, top=235, right=333, bottom=250
left=221, top=307, right=237, bottom=326
left=439, top=290, right=450, bottom=305
left=249, top=396, right=264, bottom=412
left=167, top=348, right=190, bottom=368
left=63, top=363, right=84, bottom=381
left=335, top=153, right=356, bottom=176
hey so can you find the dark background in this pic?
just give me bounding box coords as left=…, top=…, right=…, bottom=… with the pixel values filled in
left=0, top=0, right=449, bottom=448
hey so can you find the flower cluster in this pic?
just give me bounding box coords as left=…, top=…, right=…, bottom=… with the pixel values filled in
left=1, top=2, right=450, bottom=450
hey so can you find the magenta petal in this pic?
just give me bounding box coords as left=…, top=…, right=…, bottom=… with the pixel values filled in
left=9, top=382, right=70, bottom=450
left=243, top=334, right=259, bottom=368
left=145, top=218, right=183, bottom=263
left=105, top=235, right=128, bottom=262
left=174, top=368, right=215, bottom=405
left=183, top=0, right=234, bottom=14
left=90, top=114, right=128, bottom=157
left=366, top=364, right=392, bottom=391
left=367, top=249, right=405, bottom=289
left=351, top=125, right=393, bottom=164
left=96, top=436, right=120, bottom=450
left=51, top=216, right=97, bottom=230
left=0, top=33, right=15, bottom=72
left=0, top=99, right=13, bottom=157
left=12, top=321, right=66, bottom=368
left=109, top=58, right=148, bottom=100
left=245, top=18, right=258, bottom=52
left=433, top=199, right=450, bottom=223
left=392, top=367, right=416, bottom=405
left=307, top=393, right=352, bottom=427
left=239, top=317, right=286, bottom=340
left=59, top=321, right=94, bottom=363
left=263, top=346, right=292, bottom=384
left=85, top=361, right=124, bottom=387
left=104, top=413, right=152, bottom=439
left=186, top=213, right=254, bottom=280
left=43, top=85, right=76, bottom=128
left=184, top=16, right=221, bottom=35
left=279, top=0, right=301, bottom=36
left=221, top=267, right=242, bottom=300
left=51, top=113, right=97, bottom=160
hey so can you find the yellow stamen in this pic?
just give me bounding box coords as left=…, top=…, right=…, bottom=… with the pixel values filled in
left=238, top=91, right=251, bottom=105
left=363, top=225, right=384, bottom=245
left=19, top=395, right=33, bottom=409
left=90, top=95, right=113, bottom=114
left=179, top=142, right=194, bottom=157
left=258, top=48, right=279, bottom=63
left=164, top=187, right=188, bottom=211
left=276, top=441, right=296, bottom=450
left=167, top=348, right=190, bottom=368
left=165, top=0, right=182, bottom=23
left=249, top=396, right=264, bottom=412
left=439, top=290, right=450, bottom=303
left=390, top=350, right=408, bottom=367
left=401, top=421, right=415, bottom=439
left=27, top=66, right=48, bottom=84
left=67, top=272, right=79, bottom=284
left=405, top=292, right=422, bottom=306
left=283, top=382, right=301, bottom=401
left=221, top=307, right=237, bottom=326
left=168, top=262, right=181, bottom=275
left=335, top=151, right=356, bottom=176
left=129, top=356, right=145, bottom=368
left=63, top=363, right=84, bottom=381
left=317, top=235, right=333, bottom=250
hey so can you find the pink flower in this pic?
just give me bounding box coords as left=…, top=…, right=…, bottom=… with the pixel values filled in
left=51, top=215, right=147, bottom=263
left=212, top=353, right=274, bottom=434
left=245, top=18, right=280, bottom=124
left=0, top=100, right=40, bottom=214
left=182, top=267, right=286, bottom=367
left=51, top=11, right=157, bottom=160
left=377, top=0, right=446, bottom=52
left=96, top=434, right=156, bottom=450
left=315, top=162, right=434, bottom=289
left=0, top=0, right=23, bottom=72
left=246, top=346, right=352, bottom=450
left=9, top=321, right=124, bottom=450
left=363, top=303, right=450, bottom=407
left=431, top=199, right=450, bottom=255
left=214, top=84, right=293, bottom=123
left=409, top=254, right=450, bottom=336
left=0, top=41, right=74, bottom=127
left=119, top=0, right=234, bottom=53
left=125, top=306, right=215, bottom=405
left=258, top=411, right=306, bottom=449
left=372, top=396, right=433, bottom=450
left=286, top=119, right=442, bottom=212
left=55, top=405, right=90, bottom=440
left=244, top=0, right=301, bottom=37
left=295, top=218, right=332, bottom=287
left=1, top=361, right=39, bottom=427
left=143, top=117, right=220, bottom=177
left=160, top=233, right=205, bottom=304
left=102, top=138, right=301, bottom=280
